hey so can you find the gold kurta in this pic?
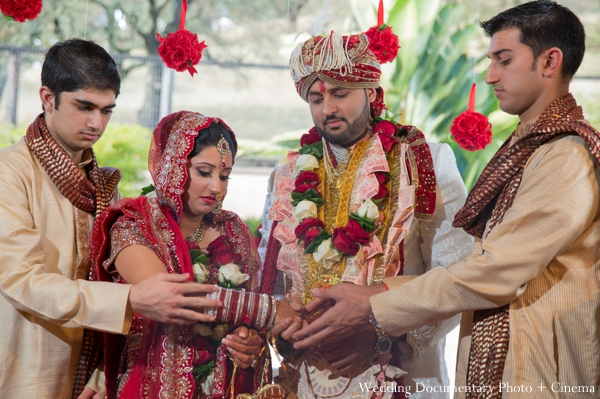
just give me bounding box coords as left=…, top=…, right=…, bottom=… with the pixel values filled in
left=0, top=138, right=132, bottom=398
left=373, top=134, right=600, bottom=398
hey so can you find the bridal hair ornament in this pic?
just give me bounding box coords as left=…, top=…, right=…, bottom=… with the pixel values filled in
left=217, top=134, right=230, bottom=167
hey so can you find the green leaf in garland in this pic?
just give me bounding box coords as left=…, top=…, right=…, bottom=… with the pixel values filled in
left=192, top=358, right=216, bottom=381
left=190, top=249, right=209, bottom=265
left=349, top=212, right=377, bottom=233
left=373, top=110, right=402, bottom=124
left=291, top=188, right=324, bottom=207
left=299, top=142, right=324, bottom=159
left=371, top=197, right=387, bottom=205
left=4, top=15, right=14, bottom=22
left=141, top=184, right=155, bottom=195
left=304, top=230, right=331, bottom=254
left=377, top=23, right=388, bottom=30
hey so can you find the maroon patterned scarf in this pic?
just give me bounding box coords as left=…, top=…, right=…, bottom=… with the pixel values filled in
left=453, top=94, right=600, bottom=398
left=25, top=114, right=121, bottom=397
left=25, top=114, right=121, bottom=216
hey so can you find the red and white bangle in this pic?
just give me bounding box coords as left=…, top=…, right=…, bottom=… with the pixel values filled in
left=207, top=286, right=276, bottom=330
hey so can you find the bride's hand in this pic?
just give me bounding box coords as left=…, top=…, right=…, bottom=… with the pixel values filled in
left=271, top=295, right=307, bottom=344
left=222, top=326, right=263, bottom=369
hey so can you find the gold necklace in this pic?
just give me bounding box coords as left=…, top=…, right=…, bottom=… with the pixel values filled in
left=189, top=220, right=205, bottom=243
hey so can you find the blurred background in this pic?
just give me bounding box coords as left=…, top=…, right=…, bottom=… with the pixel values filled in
left=1, top=0, right=599, bottom=392
left=1, top=0, right=598, bottom=200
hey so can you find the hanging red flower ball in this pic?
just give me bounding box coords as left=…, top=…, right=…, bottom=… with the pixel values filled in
left=0, top=0, right=43, bottom=22
left=451, top=111, right=492, bottom=151
left=450, top=83, right=492, bottom=151
left=365, top=25, right=400, bottom=64
left=156, top=29, right=207, bottom=77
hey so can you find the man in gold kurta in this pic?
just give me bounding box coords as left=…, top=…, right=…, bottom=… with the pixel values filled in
left=261, top=29, right=472, bottom=398
left=0, top=39, right=220, bottom=399
left=292, top=2, right=600, bottom=398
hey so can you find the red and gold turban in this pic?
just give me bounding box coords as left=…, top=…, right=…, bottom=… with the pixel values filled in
left=290, top=32, right=382, bottom=102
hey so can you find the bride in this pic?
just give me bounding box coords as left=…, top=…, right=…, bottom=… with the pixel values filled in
left=89, top=111, right=272, bottom=398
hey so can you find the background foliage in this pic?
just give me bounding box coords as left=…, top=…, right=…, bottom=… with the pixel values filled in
left=1, top=1, right=599, bottom=193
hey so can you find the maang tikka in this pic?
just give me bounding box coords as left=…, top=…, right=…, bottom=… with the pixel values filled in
left=217, top=134, right=230, bottom=167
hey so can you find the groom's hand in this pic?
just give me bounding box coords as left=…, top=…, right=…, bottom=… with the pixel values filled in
left=292, top=283, right=386, bottom=349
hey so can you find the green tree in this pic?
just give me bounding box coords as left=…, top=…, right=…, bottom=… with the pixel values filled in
left=352, top=0, right=518, bottom=189
left=94, top=124, right=152, bottom=198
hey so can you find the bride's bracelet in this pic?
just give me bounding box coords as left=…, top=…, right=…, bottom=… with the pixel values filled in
left=206, top=286, right=276, bottom=330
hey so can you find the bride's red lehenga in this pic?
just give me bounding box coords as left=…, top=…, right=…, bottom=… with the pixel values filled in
left=90, top=111, right=268, bottom=398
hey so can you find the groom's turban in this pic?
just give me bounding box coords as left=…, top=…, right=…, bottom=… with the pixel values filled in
left=289, top=32, right=382, bottom=102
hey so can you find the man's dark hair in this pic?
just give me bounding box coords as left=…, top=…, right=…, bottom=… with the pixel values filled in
left=481, top=0, right=585, bottom=79
left=189, top=121, right=237, bottom=161
left=41, top=39, right=121, bottom=109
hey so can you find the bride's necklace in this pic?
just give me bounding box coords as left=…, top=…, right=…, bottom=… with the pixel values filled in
left=188, top=220, right=206, bottom=242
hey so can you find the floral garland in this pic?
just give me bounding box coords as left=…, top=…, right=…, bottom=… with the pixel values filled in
left=187, top=235, right=249, bottom=396
left=188, top=235, right=249, bottom=288
left=291, top=119, right=400, bottom=266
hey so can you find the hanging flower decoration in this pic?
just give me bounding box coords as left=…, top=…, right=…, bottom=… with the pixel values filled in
left=292, top=123, right=397, bottom=267
left=1, top=0, right=43, bottom=22
left=451, top=83, right=493, bottom=151
left=365, top=0, right=400, bottom=64
left=156, top=30, right=207, bottom=76
left=156, top=0, right=207, bottom=76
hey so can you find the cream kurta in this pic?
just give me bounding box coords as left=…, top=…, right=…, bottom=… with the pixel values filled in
left=0, top=138, right=132, bottom=398
left=372, top=135, right=600, bottom=398
left=259, top=142, right=473, bottom=398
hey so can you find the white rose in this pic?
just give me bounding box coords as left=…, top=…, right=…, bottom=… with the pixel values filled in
left=293, top=199, right=318, bottom=221
left=357, top=198, right=379, bottom=220
left=200, top=370, right=214, bottom=395
left=192, top=262, right=209, bottom=283
left=218, top=263, right=249, bottom=286
left=312, top=239, right=341, bottom=270
left=293, top=154, right=319, bottom=177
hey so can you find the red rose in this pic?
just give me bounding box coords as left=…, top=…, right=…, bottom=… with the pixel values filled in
left=374, top=121, right=398, bottom=152
left=373, top=172, right=389, bottom=200
left=295, top=171, right=320, bottom=187
left=300, top=127, right=321, bottom=147
left=292, top=183, right=319, bottom=194
left=450, top=111, right=492, bottom=151
left=332, top=227, right=359, bottom=256
left=0, top=0, right=42, bottom=22
left=373, top=184, right=389, bottom=200
left=374, top=120, right=397, bottom=137
left=365, top=25, right=400, bottom=64
left=192, top=336, right=216, bottom=366
left=346, top=219, right=370, bottom=245
left=295, top=217, right=324, bottom=240
left=374, top=172, right=388, bottom=184
left=207, top=236, right=241, bottom=266
left=303, top=227, right=322, bottom=248
left=156, top=29, right=207, bottom=76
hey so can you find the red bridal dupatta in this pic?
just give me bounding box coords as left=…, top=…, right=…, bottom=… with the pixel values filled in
left=90, top=111, right=261, bottom=398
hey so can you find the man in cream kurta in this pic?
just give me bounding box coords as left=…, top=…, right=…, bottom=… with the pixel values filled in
left=0, top=140, right=132, bottom=398
left=0, top=39, right=220, bottom=398
left=292, top=2, right=600, bottom=398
